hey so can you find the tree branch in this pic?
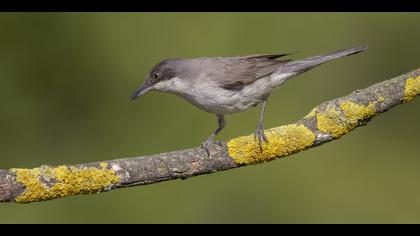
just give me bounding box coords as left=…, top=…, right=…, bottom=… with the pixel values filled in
left=1, top=68, right=419, bottom=203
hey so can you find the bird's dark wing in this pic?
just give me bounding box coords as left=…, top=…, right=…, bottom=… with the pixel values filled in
left=236, top=52, right=296, bottom=60
left=218, top=53, right=295, bottom=90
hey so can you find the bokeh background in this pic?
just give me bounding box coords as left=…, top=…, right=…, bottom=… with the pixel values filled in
left=0, top=13, right=419, bottom=223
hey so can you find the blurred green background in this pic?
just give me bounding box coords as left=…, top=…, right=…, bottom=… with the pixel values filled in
left=0, top=13, right=419, bottom=223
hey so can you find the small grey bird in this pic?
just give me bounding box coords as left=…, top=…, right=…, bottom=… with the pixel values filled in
left=130, top=46, right=367, bottom=154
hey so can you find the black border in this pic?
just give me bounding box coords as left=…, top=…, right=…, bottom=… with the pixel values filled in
left=0, top=0, right=418, bottom=12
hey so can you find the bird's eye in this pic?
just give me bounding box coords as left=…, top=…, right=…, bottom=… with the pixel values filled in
left=153, top=72, right=160, bottom=79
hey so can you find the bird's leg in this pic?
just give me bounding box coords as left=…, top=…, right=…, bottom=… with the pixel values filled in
left=201, top=114, right=225, bottom=156
left=254, top=97, right=269, bottom=152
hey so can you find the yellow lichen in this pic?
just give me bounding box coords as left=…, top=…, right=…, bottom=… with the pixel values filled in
left=227, top=124, right=315, bottom=165
left=304, top=107, right=317, bottom=119
left=403, top=76, right=420, bottom=102
left=11, top=162, right=120, bottom=203
left=316, top=106, right=346, bottom=138
left=316, top=101, right=376, bottom=138
left=340, top=101, right=376, bottom=122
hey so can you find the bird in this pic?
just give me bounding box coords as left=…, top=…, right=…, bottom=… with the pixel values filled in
left=130, top=45, right=368, bottom=155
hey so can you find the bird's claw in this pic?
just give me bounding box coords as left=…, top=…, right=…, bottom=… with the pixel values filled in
left=254, top=123, right=268, bottom=152
left=201, top=140, right=223, bottom=157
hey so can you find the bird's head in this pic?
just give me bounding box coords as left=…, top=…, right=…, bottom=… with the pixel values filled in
left=130, top=58, right=183, bottom=101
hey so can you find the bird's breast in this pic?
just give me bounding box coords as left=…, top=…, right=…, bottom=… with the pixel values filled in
left=178, top=84, right=263, bottom=114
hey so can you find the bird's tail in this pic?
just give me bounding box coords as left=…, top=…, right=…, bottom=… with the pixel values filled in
left=274, top=45, right=368, bottom=75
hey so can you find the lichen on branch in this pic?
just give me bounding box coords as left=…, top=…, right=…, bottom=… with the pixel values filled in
left=10, top=163, right=120, bottom=203
left=227, top=124, right=316, bottom=165
left=404, top=75, right=420, bottom=102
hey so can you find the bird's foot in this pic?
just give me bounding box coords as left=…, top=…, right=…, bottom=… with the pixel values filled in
left=201, top=139, right=223, bottom=157
left=254, top=123, right=268, bottom=153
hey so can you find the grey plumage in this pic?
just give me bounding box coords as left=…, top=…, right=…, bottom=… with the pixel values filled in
left=215, top=53, right=294, bottom=90
left=273, top=45, right=368, bottom=75
left=131, top=45, right=368, bottom=155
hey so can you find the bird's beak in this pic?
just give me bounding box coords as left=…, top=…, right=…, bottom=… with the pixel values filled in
left=130, top=83, right=153, bottom=101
